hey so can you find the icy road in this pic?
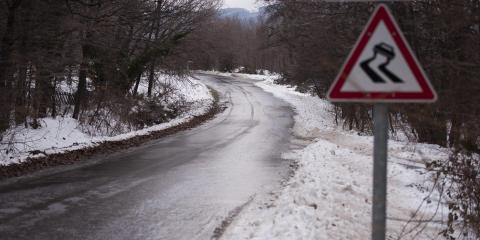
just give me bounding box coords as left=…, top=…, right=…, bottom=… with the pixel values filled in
left=0, top=74, right=294, bottom=240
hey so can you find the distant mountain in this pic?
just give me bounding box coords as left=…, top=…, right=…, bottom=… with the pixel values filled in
left=220, top=8, right=260, bottom=21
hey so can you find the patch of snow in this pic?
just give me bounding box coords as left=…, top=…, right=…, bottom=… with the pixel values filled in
left=0, top=75, right=214, bottom=166
left=198, top=70, right=282, bottom=83
left=220, top=74, right=448, bottom=240
left=135, top=73, right=212, bottom=104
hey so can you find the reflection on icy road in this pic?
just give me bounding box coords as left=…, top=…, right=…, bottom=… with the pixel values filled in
left=0, top=74, right=294, bottom=240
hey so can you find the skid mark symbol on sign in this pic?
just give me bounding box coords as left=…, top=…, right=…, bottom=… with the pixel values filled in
left=360, top=43, right=404, bottom=84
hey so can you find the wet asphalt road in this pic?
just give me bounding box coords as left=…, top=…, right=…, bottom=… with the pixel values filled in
left=0, top=74, right=294, bottom=240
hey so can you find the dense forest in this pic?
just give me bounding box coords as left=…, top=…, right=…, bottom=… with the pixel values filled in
left=0, top=0, right=479, bottom=238
left=0, top=0, right=219, bottom=136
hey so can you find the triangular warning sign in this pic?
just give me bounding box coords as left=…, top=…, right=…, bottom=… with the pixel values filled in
left=327, top=4, right=437, bottom=103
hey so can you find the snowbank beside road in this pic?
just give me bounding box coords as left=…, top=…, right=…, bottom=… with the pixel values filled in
left=221, top=74, right=448, bottom=240
left=0, top=75, right=214, bottom=166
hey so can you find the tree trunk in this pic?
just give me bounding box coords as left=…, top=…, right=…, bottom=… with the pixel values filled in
left=51, top=75, right=57, bottom=118
left=73, top=62, right=87, bottom=120
left=0, top=1, right=22, bottom=132
left=132, top=74, right=142, bottom=96
left=15, top=61, right=28, bottom=125
left=35, top=68, right=52, bottom=119
left=147, top=62, right=156, bottom=97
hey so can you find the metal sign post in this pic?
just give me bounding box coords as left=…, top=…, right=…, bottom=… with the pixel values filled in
left=372, top=104, right=389, bottom=240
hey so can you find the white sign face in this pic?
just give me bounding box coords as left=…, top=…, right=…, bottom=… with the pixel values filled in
left=328, top=4, right=437, bottom=102
left=341, top=21, right=422, bottom=93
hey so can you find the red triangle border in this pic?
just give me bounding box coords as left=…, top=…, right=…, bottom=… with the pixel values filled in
left=327, top=4, right=437, bottom=103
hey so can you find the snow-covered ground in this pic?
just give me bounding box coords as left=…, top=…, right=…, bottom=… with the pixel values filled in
left=215, top=73, right=449, bottom=240
left=0, top=75, right=214, bottom=166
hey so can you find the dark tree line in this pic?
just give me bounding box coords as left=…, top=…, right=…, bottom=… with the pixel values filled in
left=0, top=0, right=219, bottom=136
left=260, top=0, right=480, bottom=150
left=178, top=10, right=289, bottom=74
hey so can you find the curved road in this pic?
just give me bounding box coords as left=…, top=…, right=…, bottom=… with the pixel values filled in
left=0, top=74, right=294, bottom=240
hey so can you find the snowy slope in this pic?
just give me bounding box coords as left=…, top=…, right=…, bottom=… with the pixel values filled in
left=219, top=74, right=448, bottom=240
left=0, top=75, right=214, bottom=166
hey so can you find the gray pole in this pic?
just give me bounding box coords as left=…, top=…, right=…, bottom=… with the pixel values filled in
left=372, top=104, right=389, bottom=240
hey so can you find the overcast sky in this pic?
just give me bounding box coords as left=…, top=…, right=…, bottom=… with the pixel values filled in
left=223, top=0, right=259, bottom=11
